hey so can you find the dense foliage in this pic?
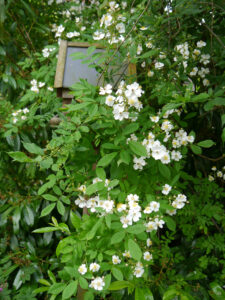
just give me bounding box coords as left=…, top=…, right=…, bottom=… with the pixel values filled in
left=0, top=0, right=224, bottom=299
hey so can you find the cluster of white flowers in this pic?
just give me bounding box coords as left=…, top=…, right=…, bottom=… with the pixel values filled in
left=174, top=40, right=210, bottom=86
left=66, top=31, right=80, bottom=39
left=172, top=194, right=187, bottom=209
left=208, top=166, right=225, bottom=181
left=75, top=179, right=114, bottom=214
left=118, top=194, right=142, bottom=228
left=143, top=201, right=160, bottom=214
left=133, top=262, right=144, bottom=278
left=42, top=47, right=56, bottom=58
left=12, top=108, right=29, bottom=124
left=102, top=81, right=144, bottom=121
left=52, top=24, right=65, bottom=38
left=126, top=109, right=193, bottom=171
left=78, top=262, right=100, bottom=275
left=93, top=1, right=127, bottom=44
left=75, top=195, right=114, bottom=214
left=89, top=276, right=105, bottom=291
left=145, top=217, right=165, bottom=232
left=30, top=79, right=45, bottom=93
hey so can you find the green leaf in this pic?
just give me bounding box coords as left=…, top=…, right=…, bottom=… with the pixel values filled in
left=41, top=203, right=56, bottom=217
left=123, top=123, right=139, bottom=135
left=163, top=288, right=179, bottom=300
left=112, top=267, right=123, bottom=281
left=86, top=182, right=105, bottom=195
left=135, top=288, right=154, bottom=300
left=62, top=280, right=78, bottom=299
left=120, top=150, right=131, bottom=165
left=70, top=211, right=81, bottom=229
left=111, top=231, right=125, bottom=244
left=33, top=227, right=58, bottom=233
left=12, top=207, right=21, bottom=233
left=39, top=279, right=51, bottom=286
left=87, top=46, right=96, bottom=56
left=57, top=201, right=65, bottom=216
left=108, top=281, right=132, bottom=291
left=97, top=152, right=118, bottom=167
left=158, top=163, right=171, bottom=179
left=40, top=157, right=53, bottom=169
left=108, top=179, right=119, bottom=188
left=135, top=288, right=145, bottom=300
left=23, top=206, right=34, bottom=226
left=139, top=49, right=158, bottom=58
left=197, top=140, right=215, bottom=148
left=103, top=274, right=111, bottom=290
left=164, top=216, right=176, bottom=231
left=96, top=168, right=106, bottom=180
left=67, top=102, right=92, bottom=112
left=84, top=291, right=94, bottom=300
left=129, top=141, right=147, bottom=157
left=126, top=224, right=145, bottom=234
left=42, top=194, right=58, bottom=202
left=204, top=97, right=225, bottom=111
left=8, top=151, right=33, bottom=162
left=71, top=52, right=87, bottom=60
left=79, top=277, right=88, bottom=289
left=48, top=283, right=66, bottom=295
left=190, top=144, right=202, bottom=155
left=85, top=218, right=103, bottom=240
left=23, top=142, right=44, bottom=155
left=209, top=282, right=225, bottom=300
left=128, top=239, right=142, bottom=261
left=191, top=93, right=209, bottom=102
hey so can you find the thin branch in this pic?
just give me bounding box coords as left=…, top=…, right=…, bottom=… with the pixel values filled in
left=194, top=17, right=225, bottom=50
left=195, top=153, right=225, bottom=162
left=98, top=0, right=151, bottom=84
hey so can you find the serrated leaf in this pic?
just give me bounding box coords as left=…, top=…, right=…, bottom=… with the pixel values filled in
left=108, top=281, right=132, bottom=291
left=129, top=141, right=147, bottom=157
left=112, top=267, right=123, bottom=281
left=48, top=283, right=66, bottom=295
left=23, top=206, right=34, bottom=226
left=197, top=140, right=215, bottom=148
left=87, top=46, right=96, bottom=56
left=70, top=211, right=81, bottom=229
left=111, top=231, right=125, bottom=244
left=164, top=216, right=176, bottom=231
left=8, top=151, right=33, bottom=162
left=126, top=224, right=145, bottom=234
left=128, top=239, right=142, bottom=261
left=41, top=203, right=56, bottom=217
left=42, top=194, right=58, bottom=202
left=85, top=218, right=103, bottom=240
left=23, top=142, right=44, bottom=155
left=62, top=280, right=78, bottom=299
left=97, top=152, right=118, bottom=167
left=57, top=201, right=65, bottom=216
left=86, top=182, right=105, bottom=195
left=123, top=123, right=139, bottom=135
left=190, top=144, right=202, bottom=155
left=120, top=150, right=131, bottom=165
left=33, top=227, right=58, bottom=233
left=158, top=163, right=171, bottom=179
left=96, top=168, right=106, bottom=180
left=79, top=277, right=88, bottom=289
left=71, top=52, right=87, bottom=60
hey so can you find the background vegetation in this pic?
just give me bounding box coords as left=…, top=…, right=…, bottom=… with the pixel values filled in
left=0, top=0, right=224, bottom=299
